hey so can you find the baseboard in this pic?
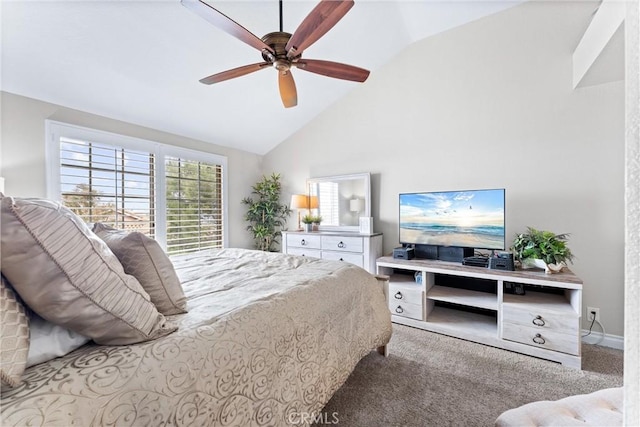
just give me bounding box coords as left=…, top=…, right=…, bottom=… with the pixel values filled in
left=581, top=329, right=624, bottom=350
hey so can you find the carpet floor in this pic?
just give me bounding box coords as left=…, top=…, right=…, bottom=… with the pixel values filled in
left=317, top=324, right=624, bottom=427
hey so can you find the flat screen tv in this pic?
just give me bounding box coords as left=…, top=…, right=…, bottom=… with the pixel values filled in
left=399, top=188, right=505, bottom=250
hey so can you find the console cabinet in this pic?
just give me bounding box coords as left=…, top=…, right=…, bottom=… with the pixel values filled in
left=282, top=231, right=383, bottom=274
left=377, top=256, right=583, bottom=369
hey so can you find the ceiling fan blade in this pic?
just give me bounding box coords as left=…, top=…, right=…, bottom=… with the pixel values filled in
left=181, top=0, right=274, bottom=54
left=278, top=71, right=298, bottom=108
left=200, top=62, right=271, bottom=85
left=295, top=59, right=369, bottom=82
left=285, top=0, right=354, bottom=58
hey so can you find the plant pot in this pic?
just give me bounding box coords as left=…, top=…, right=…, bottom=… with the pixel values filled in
left=521, top=258, right=566, bottom=274
left=303, top=223, right=313, bottom=232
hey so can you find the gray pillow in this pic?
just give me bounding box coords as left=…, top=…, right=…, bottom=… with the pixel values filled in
left=0, top=196, right=176, bottom=345
left=0, top=275, right=30, bottom=387
left=93, top=223, right=187, bottom=315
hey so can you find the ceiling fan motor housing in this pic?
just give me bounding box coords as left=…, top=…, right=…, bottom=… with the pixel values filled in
left=261, top=32, right=299, bottom=70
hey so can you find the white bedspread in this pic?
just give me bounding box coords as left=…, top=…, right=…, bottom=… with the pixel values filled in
left=1, top=248, right=392, bottom=426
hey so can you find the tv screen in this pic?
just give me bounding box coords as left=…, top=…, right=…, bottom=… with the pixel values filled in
left=399, top=188, right=505, bottom=250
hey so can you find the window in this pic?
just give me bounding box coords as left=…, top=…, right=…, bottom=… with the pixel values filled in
left=60, top=138, right=156, bottom=236
left=47, top=121, right=227, bottom=254
left=165, top=156, right=223, bottom=253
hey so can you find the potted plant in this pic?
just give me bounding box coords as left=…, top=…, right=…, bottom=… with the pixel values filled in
left=311, top=215, right=323, bottom=231
left=301, top=214, right=315, bottom=232
left=511, top=227, right=574, bottom=273
left=241, top=173, right=292, bottom=252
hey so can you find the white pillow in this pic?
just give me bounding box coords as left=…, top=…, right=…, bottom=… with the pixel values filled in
left=26, top=314, right=90, bottom=368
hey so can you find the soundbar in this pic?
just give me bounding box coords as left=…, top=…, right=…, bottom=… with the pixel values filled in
left=462, top=256, right=489, bottom=268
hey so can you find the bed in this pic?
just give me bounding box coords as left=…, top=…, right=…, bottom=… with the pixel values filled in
left=1, top=247, right=392, bottom=426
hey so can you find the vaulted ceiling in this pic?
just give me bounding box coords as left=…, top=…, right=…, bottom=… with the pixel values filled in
left=2, top=1, right=526, bottom=154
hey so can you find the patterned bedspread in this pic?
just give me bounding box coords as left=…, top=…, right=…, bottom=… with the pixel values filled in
left=1, top=248, right=392, bottom=426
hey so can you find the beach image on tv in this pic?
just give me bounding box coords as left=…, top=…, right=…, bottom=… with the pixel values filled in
left=400, top=189, right=505, bottom=249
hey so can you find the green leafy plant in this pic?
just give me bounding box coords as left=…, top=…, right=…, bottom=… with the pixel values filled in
left=241, top=173, right=292, bottom=252
left=511, top=227, right=574, bottom=265
left=301, top=214, right=315, bottom=225
left=311, top=215, right=323, bottom=224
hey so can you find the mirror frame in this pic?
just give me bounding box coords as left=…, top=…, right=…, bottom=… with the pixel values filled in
left=307, top=172, right=371, bottom=233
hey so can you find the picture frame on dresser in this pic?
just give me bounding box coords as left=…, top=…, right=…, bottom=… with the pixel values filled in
left=359, top=217, right=373, bottom=234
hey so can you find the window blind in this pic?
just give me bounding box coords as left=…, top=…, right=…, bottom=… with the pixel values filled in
left=318, top=181, right=340, bottom=226
left=165, top=156, right=223, bottom=254
left=52, top=123, right=227, bottom=255
left=60, top=137, right=155, bottom=236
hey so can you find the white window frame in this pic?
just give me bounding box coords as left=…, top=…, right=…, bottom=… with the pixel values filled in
left=45, top=120, right=229, bottom=250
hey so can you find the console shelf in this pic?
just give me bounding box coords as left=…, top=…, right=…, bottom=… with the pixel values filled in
left=377, top=256, right=583, bottom=369
left=427, top=285, right=498, bottom=311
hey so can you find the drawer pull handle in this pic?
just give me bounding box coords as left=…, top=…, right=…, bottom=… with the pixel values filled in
left=337, top=241, right=345, bottom=248
left=301, top=239, right=307, bottom=246
left=533, top=334, right=546, bottom=345
left=395, top=306, right=404, bottom=314
left=532, top=315, right=545, bottom=327
left=394, top=292, right=403, bottom=300
left=339, top=258, right=344, bottom=261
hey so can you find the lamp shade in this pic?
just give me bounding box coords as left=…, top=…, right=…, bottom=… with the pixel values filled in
left=309, top=196, right=319, bottom=209
left=350, top=198, right=364, bottom=212
left=290, top=194, right=308, bottom=209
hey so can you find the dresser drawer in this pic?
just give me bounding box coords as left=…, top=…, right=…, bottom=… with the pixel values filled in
left=389, top=300, right=423, bottom=321
left=321, top=251, right=364, bottom=268
left=502, top=305, right=578, bottom=334
left=389, top=283, right=423, bottom=305
left=502, top=322, right=579, bottom=355
left=287, top=247, right=321, bottom=259
left=286, top=234, right=321, bottom=249
left=321, top=235, right=363, bottom=253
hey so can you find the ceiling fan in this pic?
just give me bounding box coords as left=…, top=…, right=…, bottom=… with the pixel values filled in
left=181, top=0, right=370, bottom=108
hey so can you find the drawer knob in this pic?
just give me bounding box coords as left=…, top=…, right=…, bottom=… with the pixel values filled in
left=394, top=291, right=403, bottom=300
left=339, top=258, right=344, bottom=261
left=532, top=333, right=546, bottom=345
left=532, top=315, right=545, bottom=327
left=337, top=241, right=345, bottom=248
left=395, top=306, right=404, bottom=314
left=301, top=239, right=307, bottom=246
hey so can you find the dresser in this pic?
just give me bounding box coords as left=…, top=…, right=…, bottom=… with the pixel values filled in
left=281, top=231, right=383, bottom=274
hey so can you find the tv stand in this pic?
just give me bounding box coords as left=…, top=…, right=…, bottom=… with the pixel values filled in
left=376, top=256, right=583, bottom=369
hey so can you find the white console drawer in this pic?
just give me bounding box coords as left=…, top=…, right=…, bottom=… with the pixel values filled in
left=287, top=234, right=321, bottom=249
left=287, top=247, right=321, bottom=259
left=321, top=235, right=363, bottom=253
left=321, top=251, right=364, bottom=268
left=502, top=305, right=578, bottom=335
left=389, top=300, right=423, bottom=321
left=389, top=283, right=423, bottom=305
left=502, top=322, right=579, bottom=356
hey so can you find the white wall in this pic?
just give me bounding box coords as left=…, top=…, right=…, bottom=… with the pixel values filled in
left=0, top=91, right=263, bottom=249
left=263, top=1, right=625, bottom=336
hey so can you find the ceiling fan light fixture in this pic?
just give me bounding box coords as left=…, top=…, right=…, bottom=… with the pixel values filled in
left=273, top=59, right=291, bottom=72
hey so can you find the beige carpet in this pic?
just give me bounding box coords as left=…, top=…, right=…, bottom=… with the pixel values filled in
left=317, top=324, right=623, bottom=426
